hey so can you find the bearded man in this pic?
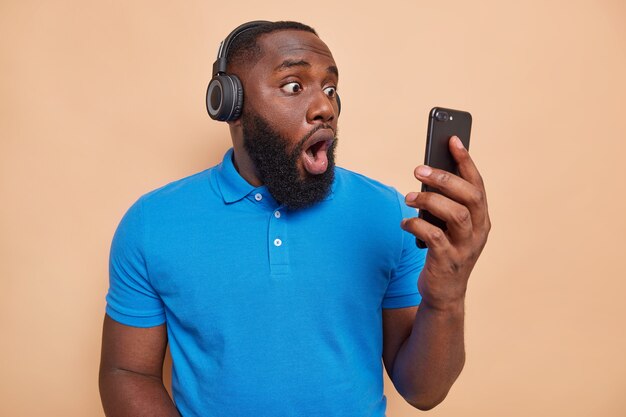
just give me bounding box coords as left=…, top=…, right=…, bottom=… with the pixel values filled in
left=99, top=21, right=491, bottom=417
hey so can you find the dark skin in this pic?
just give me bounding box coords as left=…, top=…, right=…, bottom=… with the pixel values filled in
left=99, top=29, right=490, bottom=415
left=227, top=30, right=340, bottom=184
left=99, top=316, right=180, bottom=416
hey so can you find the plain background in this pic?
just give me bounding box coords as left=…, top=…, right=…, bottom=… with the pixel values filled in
left=1, top=0, right=625, bottom=416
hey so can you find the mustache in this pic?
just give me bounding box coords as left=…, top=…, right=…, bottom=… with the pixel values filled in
left=295, top=124, right=337, bottom=151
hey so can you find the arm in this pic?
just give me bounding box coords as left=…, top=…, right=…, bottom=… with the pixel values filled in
left=99, top=314, right=181, bottom=417
left=383, top=136, right=490, bottom=410
left=383, top=304, right=465, bottom=410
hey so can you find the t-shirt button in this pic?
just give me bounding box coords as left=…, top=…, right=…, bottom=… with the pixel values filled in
left=274, top=238, right=282, bottom=247
left=254, top=193, right=263, bottom=201
left=274, top=210, right=281, bottom=219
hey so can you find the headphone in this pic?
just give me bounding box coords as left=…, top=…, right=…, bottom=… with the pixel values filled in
left=206, top=20, right=341, bottom=121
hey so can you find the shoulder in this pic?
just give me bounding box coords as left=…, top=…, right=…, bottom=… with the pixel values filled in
left=139, top=169, right=213, bottom=206
left=334, top=166, right=402, bottom=199
left=118, top=168, right=219, bottom=232
left=334, top=166, right=408, bottom=211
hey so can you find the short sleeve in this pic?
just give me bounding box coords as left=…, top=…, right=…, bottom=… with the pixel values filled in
left=105, top=198, right=166, bottom=327
left=382, top=193, right=427, bottom=309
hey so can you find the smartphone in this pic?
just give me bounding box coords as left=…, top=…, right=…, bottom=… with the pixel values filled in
left=416, top=107, right=472, bottom=248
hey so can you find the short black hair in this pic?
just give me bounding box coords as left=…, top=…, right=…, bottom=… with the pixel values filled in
left=226, top=21, right=318, bottom=70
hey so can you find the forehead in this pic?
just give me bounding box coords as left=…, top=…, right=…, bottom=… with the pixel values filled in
left=255, top=30, right=337, bottom=73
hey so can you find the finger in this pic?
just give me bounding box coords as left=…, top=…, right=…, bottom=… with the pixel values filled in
left=448, top=136, right=485, bottom=190
left=414, top=164, right=487, bottom=229
left=414, top=164, right=477, bottom=208
left=401, top=216, right=451, bottom=251
left=405, top=191, right=473, bottom=242
left=449, top=136, right=488, bottom=224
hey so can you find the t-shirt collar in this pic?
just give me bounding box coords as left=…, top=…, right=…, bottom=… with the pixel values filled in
left=215, top=148, right=256, bottom=204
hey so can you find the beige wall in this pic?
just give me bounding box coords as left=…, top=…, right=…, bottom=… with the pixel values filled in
left=1, top=0, right=625, bottom=415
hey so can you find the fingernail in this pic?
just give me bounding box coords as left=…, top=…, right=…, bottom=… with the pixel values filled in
left=401, top=218, right=409, bottom=228
left=416, top=165, right=432, bottom=177
left=405, top=192, right=419, bottom=202
left=453, top=136, right=464, bottom=149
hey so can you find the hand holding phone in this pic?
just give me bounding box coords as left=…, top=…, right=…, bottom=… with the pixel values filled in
left=416, top=107, right=472, bottom=248
left=401, top=106, right=490, bottom=321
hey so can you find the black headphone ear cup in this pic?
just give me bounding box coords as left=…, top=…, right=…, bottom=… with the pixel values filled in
left=336, top=93, right=341, bottom=116
left=229, top=75, right=244, bottom=120
left=206, top=76, right=224, bottom=120
left=206, top=75, right=244, bottom=121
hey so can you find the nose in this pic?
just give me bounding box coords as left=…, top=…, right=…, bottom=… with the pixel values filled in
left=306, top=90, right=336, bottom=124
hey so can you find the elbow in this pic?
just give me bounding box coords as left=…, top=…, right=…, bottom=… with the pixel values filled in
left=398, top=383, right=452, bottom=411
left=413, top=403, right=438, bottom=411
left=405, top=393, right=448, bottom=411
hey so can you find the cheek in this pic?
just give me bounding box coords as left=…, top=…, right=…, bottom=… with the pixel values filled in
left=251, top=91, right=309, bottom=139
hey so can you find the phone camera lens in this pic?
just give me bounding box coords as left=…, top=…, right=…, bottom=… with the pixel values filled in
left=435, top=111, right=449, bottom=122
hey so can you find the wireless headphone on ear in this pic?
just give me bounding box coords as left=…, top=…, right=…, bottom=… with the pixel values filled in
left=206, top=20, right=341, bottom=122
left=206, top=21, right=269, bottom=121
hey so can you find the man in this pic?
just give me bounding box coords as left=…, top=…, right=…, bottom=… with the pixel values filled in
left=99, top=21, right=490, bottom=417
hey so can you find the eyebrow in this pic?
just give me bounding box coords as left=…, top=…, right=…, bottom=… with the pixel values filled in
left=274, top=59, right=339, bottom=77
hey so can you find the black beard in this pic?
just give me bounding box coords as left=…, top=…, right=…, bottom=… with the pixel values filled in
left=242, top=113, right=337, bottom=210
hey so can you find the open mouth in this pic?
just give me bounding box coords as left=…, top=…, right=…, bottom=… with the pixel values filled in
left=301, top=130, right=335, bottom=175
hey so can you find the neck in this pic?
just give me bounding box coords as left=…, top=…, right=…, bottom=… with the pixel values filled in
left=230, top=124, right=263, bottom=187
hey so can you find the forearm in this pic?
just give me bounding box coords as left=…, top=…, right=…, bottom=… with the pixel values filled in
left=391, top=299, right=465, bottom=410
left=99, top=368, right=181, bottom=417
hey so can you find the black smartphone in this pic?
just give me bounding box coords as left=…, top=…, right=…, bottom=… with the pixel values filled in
left=416, top=107, right=472, bottom=248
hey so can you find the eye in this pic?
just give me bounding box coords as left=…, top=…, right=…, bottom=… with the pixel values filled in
left=281, top=82, right=302, bottom=94
left=323, top=86, right=337, bottom=98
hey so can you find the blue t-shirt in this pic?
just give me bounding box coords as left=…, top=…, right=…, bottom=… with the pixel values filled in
left=106, top=148, right=426, bottom=417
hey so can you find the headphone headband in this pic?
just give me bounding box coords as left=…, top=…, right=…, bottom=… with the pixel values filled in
left=212, top=20, right=272, bottom=76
